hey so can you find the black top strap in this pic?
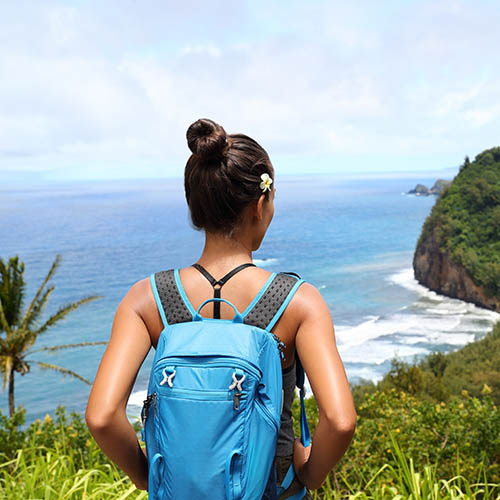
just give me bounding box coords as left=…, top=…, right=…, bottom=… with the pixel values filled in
left=192, top=263, right=256, bottom=318
left=192, top=263, right=218, bottom=287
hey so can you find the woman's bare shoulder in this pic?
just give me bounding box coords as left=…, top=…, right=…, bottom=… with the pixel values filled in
left=291, top=281, right=331, bottom=321
left=121, top=277, right=154, bottom=308
left=119, top=278, right=163, bottom=340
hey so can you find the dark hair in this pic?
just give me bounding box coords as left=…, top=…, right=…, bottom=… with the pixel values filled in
left=184, top=118, right=274, bottom=235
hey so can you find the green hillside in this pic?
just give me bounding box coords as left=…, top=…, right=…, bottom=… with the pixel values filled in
left=416, top=147, right=500, bottom=299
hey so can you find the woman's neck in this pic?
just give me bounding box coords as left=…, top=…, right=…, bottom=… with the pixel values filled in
left=197, top=231, right=253, bottom=273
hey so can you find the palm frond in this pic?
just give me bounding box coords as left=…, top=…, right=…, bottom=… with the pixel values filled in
left=29, top=341, right=107, bottom=354
left=8, top=326, right=32, bottom=358
left=20, top=284, right=54, bottom=330
left=0, top=337, right=8, bottom=354
left=31, top=295, right=101, bottom=338
left=21, top=255, right=61, bottom=330
left=0, top=300, right=12, bottom=336
left=0, top=256, right=25, bottom=328
left=33, top=360, right=91, bottom=384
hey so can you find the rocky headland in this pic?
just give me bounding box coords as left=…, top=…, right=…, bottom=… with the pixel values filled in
left=408, top=179, right=452, bottom=196
left=413, top=148, right=500, bottom=311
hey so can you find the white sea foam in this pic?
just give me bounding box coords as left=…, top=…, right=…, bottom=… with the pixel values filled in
left=336, top=268, right=500, bottom=380
left=399, top=335, right=429, bottom=345
left=345, top=365, right=386, bottom=383
left=388, top=268, right=442, bottom=300
left=389, top=268, right=500, bottom=319
left=127, top=389, right=147, bottom=409
left=340, top=339, right=427, bottom=365
left=425, top=307, right=460, bottom=314
left=253, top=258, right=278, bottom=267
left=336, top=315, right=384, bottom=348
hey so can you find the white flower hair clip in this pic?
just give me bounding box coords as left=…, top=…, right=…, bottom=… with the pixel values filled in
left=260, top=173, right=273, bottom=193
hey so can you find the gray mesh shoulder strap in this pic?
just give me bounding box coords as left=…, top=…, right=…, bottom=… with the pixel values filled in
left=153, top=270, right=193, bottom=325
left=243, top=273, right=303, bottom=330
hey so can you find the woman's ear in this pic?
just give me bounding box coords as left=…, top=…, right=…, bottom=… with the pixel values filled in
left=243, top=194, right=266, bottom=225
left=254, top=194, right=266, bottom=222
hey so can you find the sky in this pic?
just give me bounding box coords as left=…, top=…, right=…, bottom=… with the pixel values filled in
left=1, top=0, right=500, bottom=182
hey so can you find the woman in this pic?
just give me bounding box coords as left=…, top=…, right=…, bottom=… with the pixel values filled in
left=86, top=118, right=356, bottom=498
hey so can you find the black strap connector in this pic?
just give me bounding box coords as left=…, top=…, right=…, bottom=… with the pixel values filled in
left=192, top=263, right=256, bottom=319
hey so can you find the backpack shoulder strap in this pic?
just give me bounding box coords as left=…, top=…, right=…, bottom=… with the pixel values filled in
left=243, top=272, right=305, bottom=331
left=150, top=270, right=193, bottom=327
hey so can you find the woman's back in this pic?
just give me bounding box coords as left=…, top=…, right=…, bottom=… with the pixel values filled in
left=138, top=262, right=310, bottom=372
left=86, top=118, right=356, bottom=497
left=173, top=265, right=302, bottom=368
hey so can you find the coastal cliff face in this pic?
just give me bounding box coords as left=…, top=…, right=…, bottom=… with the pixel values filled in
left=412, top=147, right=500, bottom=312
left=413, top=227, right=500, bottom=311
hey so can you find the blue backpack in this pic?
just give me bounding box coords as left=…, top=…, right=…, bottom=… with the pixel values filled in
left=142, top=267, right=310, bottom=500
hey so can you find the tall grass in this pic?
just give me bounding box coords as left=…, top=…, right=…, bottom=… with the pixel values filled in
left=0, top=409, right=147, bottom=499
left=1, top=434, right=499, bottom=499
left=312, top=435, right=500, bottom=500
left=0, top=446, right=147, bottom=499
left=1, top=406, right=498, bottom=499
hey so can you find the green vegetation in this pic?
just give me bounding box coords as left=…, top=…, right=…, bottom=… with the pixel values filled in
left=297, top=387, right=500, bottom=498
left=0, top=407, right=146, bottom=499
left=0, top=325, right=498, bottom=499
left=416, top=147, right=500, bottom=299
left=1, top=389, right=499, bottom=499
left=294, top=319, right=500, bottom=497
left=1, top=320, right=499, bottom=498
left=0, top=255, right=103, bottom=416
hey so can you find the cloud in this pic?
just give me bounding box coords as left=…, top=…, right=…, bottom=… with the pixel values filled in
left=1, top=0, right=500, bottom=180
left=180, top=45, right=222, bottom=58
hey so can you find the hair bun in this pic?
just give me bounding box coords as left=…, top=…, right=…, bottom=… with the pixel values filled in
left=186, top=118, right=227, bottom=160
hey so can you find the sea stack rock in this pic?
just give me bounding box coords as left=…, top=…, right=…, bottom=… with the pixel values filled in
left=408, top=183, right=431, bottom=195
left=413, top=148, right=500, bottom=312
left=408, top=179, right=452, bottom=196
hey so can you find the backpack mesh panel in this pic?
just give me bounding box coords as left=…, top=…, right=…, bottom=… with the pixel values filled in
left=243, top=273, right=298, bottom=330
left=154, top=270, right=192, bottom=325
left=154, top=270, right=299, bottom=329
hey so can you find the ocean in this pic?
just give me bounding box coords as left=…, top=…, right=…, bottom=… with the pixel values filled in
left=1, top=174, right=498, bottom=422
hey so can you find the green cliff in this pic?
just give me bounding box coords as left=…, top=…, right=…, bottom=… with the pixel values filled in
left=413, top=147, right=500, bottom=311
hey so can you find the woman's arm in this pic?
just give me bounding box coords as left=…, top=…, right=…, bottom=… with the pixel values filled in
left=85, top=279, right=153, bottom=490
left=292, top=283, right=357, bottom=490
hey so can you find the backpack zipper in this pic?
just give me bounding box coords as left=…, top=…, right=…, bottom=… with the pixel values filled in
left=233, top=392, right=242, bottom=410
left=154, top=357, right=262, bottom=380
left=155, top=386, right=247, bottom=411
left=142, top=392, right=157, bottom=425
left=158, top=386, right=246, bottom=401
left=272, top=334, right=286, bottom=357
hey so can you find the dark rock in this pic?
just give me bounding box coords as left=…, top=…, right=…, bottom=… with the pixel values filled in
left=408, top=179, right=452, bottom=196
left=408, top=184, right=430, bottom=195
left=413, top=226, right=500, bottom=312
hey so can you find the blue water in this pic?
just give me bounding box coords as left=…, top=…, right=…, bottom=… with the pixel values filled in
left=1, top=175, right=498, bottom=421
